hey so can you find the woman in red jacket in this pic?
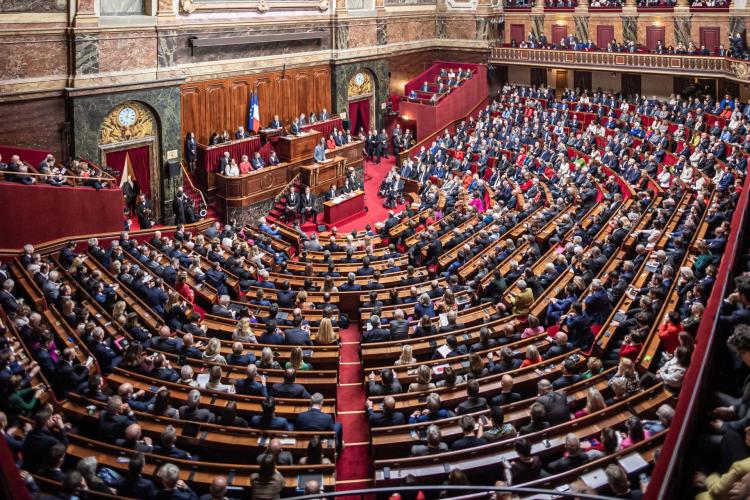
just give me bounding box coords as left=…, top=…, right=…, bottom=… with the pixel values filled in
left=657, top=311, right=683, bottom=355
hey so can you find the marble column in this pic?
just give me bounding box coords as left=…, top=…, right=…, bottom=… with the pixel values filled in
left=673, top=16, right=691, bottom=46
left=75, top=0, right=98, bottom=26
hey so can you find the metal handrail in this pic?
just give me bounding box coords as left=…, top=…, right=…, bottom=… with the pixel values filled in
left=285, top=485, right=619, bottom=500
left=274, top=172, right=300, bottom=203
left=180, top=161, right=208, bottom=217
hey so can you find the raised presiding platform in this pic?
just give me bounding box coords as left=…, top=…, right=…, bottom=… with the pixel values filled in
left=276, top=130, right=322, bottom=162
left=323, top=189, right=366, bottom=227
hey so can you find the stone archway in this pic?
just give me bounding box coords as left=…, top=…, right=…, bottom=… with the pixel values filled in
left=97, top=101, right=163, bottom=220
left=347, top=69, right=376, bottom=134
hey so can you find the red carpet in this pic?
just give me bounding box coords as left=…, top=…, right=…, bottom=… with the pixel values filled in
left=335, top=325, right=373, bottom=494
left=335, top=155, right=405, bottom=233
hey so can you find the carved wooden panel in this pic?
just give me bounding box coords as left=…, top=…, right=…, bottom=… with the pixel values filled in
left=180, top=64, right=332, bottom=145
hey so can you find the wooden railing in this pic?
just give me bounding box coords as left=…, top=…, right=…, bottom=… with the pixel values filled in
left=490, top=47, right=750, bottom=81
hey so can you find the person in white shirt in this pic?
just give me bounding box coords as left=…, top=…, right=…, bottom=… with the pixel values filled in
left=224, top=159, right=240, bottom=177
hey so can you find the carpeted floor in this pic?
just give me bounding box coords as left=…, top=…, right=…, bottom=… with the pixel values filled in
left=334, top=155, right=405, bottom=233
left=335, top=325, right=374, bottom=496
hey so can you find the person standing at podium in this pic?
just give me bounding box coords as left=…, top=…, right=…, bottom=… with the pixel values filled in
left=314, top=139, right=326, bottom=163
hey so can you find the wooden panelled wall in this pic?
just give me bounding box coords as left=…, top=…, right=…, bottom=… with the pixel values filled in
left=180, top=64, right=332, bottom=145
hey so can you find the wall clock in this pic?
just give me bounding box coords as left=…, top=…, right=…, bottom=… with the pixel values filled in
left=118, top=106, right=137, bottom=127
left=354, top=72, right=366, bottom=86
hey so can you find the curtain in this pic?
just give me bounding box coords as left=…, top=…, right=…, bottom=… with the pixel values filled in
left=348, top=98, right=370, bottom=134
left=127, top=145, right=151, bottom=199
left=105, top=149, right=129, bottom=185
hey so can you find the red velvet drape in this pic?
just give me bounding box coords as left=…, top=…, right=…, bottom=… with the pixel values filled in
left=106, top=146, right=151, bottom=198
left=128, top=146, right=151, bottom=199
left=348, top=98, right=370, bottom=134
left=105, top=149, right=128, bottom=185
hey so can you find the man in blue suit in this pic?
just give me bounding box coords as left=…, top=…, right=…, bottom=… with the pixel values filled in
left=296, top=392, right=342, bottom=453
left=235, top=364, right=267, bottom=397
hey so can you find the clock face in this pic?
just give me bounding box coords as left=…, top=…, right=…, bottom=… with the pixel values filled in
left=118, top=107, right=137, bottom=127
left=354, top=73, right=365, bottom=86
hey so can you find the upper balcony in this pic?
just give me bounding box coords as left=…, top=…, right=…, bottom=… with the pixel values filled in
left=489, top=47, right=750, bottom=82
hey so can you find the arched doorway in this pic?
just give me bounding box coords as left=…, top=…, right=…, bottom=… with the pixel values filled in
left=347, top=70, right=375, bottom=135
left=98, top=101, right=163, bottom=220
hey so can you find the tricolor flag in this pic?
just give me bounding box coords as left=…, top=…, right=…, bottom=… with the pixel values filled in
left=249, top=92, right=260, bottom=132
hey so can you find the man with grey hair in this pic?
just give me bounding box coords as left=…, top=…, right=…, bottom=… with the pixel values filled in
left=211, top=294, right=235, bottom=319
left=536, top=379, right=571, bottom=425
left=339, top=272, right=361, bottom=291
left=547, top=433, right=589, bottom=473
left=178, top=389, right=215, bottom=423
left=584, top=277, right=611, bottom=324
left=362, top=315, right=389, bottom=343
left=235, top=364, right=267, bottom=397
left=643, top=403, right=675, bottom=434
left=155, top=462, right=197, bottom=497
left=411, top=424, right=449, bottom=456
left=0, top=278, right=19, bottom=313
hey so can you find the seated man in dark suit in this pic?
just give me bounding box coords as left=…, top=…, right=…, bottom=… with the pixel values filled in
left=251, top=152, right=265, bottom=170
left=296, top=393, right=335, bottom=431
left=270, top=368, right=310, bottom=399
left=389, top=309, right=410, bottom=341
left=367, top=368, right=402, bottom=396
left=235, top=364, right=267, bottom=396
left=250, top=397, right=292, bottom=430
left=22, top=408, right=69, bottom=473
left=99, top=396, right=136, bottom=442
left=362, top=315, right=390, bottom=343
left=339, top=272, right=361, bottom=291
left=451, top=415, right=488, bottom=450
left=543, top=332, right=574, bottom=360
left=117, top=453, right=156, bottom=499
left=536, top=379, right=571, bottom=425
left=367, top=396, right=404, bottom=427
left=300, top=186, right=317, bottom=224
left=154, top=425, right=194, bottom=460
left=285, top=187, right=301, bottom=223
left=284, top=317, right=313, bottom=346
left=546, top=433, right=589, bottom=473
left=456, top=380, right=488, bottom=415
left=178, top=389, right=216, bottom=423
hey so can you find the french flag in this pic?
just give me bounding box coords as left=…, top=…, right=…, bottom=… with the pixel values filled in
left=249, top=92, right=260, bottom=132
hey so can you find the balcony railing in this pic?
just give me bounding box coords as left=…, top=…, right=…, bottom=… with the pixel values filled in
left=490, top=46, right=750, bottom=81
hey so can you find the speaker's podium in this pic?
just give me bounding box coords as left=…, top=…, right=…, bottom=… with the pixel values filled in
left=275, top=131, right=322, bottom=162
left=323, top=190, right=366, bottom=226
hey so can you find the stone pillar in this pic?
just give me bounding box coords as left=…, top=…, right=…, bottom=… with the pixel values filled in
left=157, top=0, right=178, bottom=22
left=74, top=0, right=98, bottom=27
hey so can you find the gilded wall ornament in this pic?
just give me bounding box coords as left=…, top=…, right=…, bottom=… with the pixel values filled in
left=348, top=71, right=374, bottom=98
left=179, top=0, right=196, bottom=14
left=99, top=102, right=156, bottom=145
left=258, top=0, right=270, bottom=12
left=732, top=61, right=750, bottom=80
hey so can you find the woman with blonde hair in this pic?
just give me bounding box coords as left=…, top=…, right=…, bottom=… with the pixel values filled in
left=608, top=357, right=640, bottom=397
left=408, top=364, right=436, bottom=392
left=112, top=301, right=127, bottom=320
left=256, top=347, right=281, bottom=369
left=285, top=346, right=312, bottom=371
left=574, top=387, right=606, bottom=419
left=395, top=345, right=416, bottom=365
left=315, top=317, right=338, bottom=345
left=233, top=317, right=257, bottom=343
left=520, top=345, right=542, bottom=368
left=202, top=337, right=227, bottom=365
left=296, top=290, right=315, bottom=311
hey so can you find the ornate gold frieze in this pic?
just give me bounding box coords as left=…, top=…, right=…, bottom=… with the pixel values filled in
left=99, top=102, right=156, bottom=145
left=348, top=71, right=373, bottom=98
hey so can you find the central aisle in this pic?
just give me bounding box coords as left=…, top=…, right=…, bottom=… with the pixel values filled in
left=335, top=325, right=374, bottom=496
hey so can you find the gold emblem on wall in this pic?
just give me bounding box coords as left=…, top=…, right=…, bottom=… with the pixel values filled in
left=99, top=102, right=156, bottom=145
left=348, top=71, right=374, bottom=98
left=731, top=61, right=750, bottom=80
